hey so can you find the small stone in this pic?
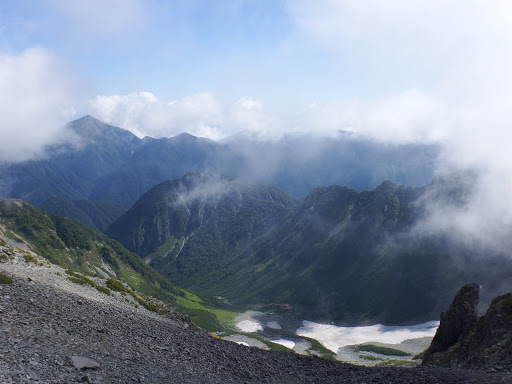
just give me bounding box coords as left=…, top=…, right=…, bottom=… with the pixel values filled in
left=70, top=356, right=100, bottom=370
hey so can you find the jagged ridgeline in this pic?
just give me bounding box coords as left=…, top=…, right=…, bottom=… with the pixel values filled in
left=0, top=198, right=184, bottom=306
left=106, top=173, right=512, bottom=325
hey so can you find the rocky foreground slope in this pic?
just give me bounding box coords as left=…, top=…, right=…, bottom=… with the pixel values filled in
left=1, top=262, right=509, bottom=383
left=423, top=283, right=512, bottom=371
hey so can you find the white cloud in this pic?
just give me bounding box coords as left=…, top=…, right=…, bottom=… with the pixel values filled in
left=287, top=1, right=512, bottom=75
left=89, top=92, right=280, bottom=140
left=89, top=89, right=446, bottom=143
left=83, top=0, right=512, bottom=256
left=0, top=47, right=77, bottom=162
left=90, top=92, right=223, bottom=139
left=293, top=90, right=446, bottom=143
left=237, top=97, right=262, bottom=111
left=287, top=0, right=512, bottom=251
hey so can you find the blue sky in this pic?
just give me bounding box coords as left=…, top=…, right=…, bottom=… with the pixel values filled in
left=1, top=0, right=390, bottom=110
left=2, top=1, right=310, bottom=103
left=1, top=1, right=512, bottom=148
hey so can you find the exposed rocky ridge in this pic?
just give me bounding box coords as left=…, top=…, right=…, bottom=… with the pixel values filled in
left=422, top=284, right=480, bottom=362
left=423, top=284, right=512, bottom=371
left=1, top=263, right=509, bottom=383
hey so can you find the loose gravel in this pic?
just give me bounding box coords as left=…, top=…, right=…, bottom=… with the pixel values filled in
left=1, top=257, right=510, bottom=383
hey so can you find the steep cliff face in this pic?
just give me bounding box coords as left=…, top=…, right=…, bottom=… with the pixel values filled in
left=423, top=284, right=512, bottom=371
left=422, top=284, right=480, bottom=362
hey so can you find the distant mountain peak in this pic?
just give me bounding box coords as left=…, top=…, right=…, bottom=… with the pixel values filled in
left=69, top=114, right=106, bottom=127
left=76, top=114, right=99, bottom=121
left=66, top=115, right=139, bottom=144
left=173, top=132, right=195, bottom=139
left=374, top=180, right=397, bottom=193
left=169, top=132, right=216, bottom=144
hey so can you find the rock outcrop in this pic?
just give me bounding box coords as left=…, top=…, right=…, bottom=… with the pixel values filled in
left=422, top=283, right=480, bottom=362
left=423, top=283, right=512, bottom=372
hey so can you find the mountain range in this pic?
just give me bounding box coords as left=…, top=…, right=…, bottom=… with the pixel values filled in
left=105, top=172, right=512, bottom=325
left=1, top=115, right=510, bottom=328
left=0, top=115, right=439, bottom=231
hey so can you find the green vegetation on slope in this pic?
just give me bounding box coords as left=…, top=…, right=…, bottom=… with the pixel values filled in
left=0, top=273, right=13, bottom=284
left=111, top=176, right=451, bottom=324
left=120, top=174, right=509, bottom=326
left=0, top=200, right=180, bottom=303
left=42, top=197, right=125, bottom=232
left=354, top=344, right=410, bottom=357
left=0, top=198, right=237, bottom=331
left=106, top=173, right=298, bottom=303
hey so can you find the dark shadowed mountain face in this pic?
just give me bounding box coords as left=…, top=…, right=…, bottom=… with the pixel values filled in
left=106, top=172, right=297, bottom=264
left=41, top=197, right=125, bottom=232
left=88, top=133, right=220, bottom=207
left=0, top=116, right=439, bottom=231
left=107, top=174, right=512, bottom=325
left=4, top=116, right=140, bottom=206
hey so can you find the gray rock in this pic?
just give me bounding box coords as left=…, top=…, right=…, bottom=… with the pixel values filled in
left=423, top=283, right=479, bottom=363
left=70, top=356, right=100, bottom=370
left=423, top=284, right=512, bottom=370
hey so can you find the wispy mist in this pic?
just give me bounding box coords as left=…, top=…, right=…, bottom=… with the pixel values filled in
left=0, top=47, right=77, bottom=163
left=286, top=0, right=512, bottom=254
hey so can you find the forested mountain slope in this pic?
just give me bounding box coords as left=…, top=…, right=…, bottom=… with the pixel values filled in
left=107, top=175, right=512, bottom=325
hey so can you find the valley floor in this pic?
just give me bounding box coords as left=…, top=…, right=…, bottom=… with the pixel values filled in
left=1, top=261, right=510, bottom=383
left=230, top=310, right=437, bottom=364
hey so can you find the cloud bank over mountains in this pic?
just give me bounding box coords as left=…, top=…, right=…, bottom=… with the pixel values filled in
left=88, top=89, right=444, bottom=143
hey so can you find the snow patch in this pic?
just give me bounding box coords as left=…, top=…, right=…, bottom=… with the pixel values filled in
left=234, top=310, right=264, bottom=332
left=236, top=320, right=263, bottom=332
left=296, top=320, right=439, bottom=353
left=270, top=339, right=295, bottom=349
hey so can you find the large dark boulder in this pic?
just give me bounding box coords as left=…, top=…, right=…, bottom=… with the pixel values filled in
left=423, top=284, right=512, bottom=371
left=422, top=283, right=480, bottom=362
